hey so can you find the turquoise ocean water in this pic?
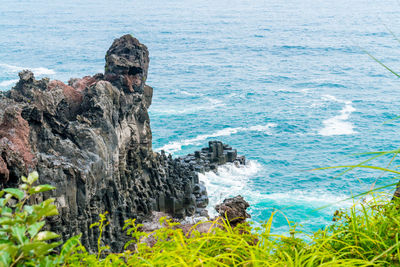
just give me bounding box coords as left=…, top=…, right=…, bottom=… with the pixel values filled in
left=1, top=0, right=400, bottom=234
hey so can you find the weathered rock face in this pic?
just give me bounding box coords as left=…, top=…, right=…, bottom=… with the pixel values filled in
left=0, top=101, right=36, bottom=185
left=0, top=35, right=208, bottom=252
left=104, top=34, right=149, bottom=94
left=215, top=195, right=250, bottom=225
left=0, top=34, right=249, bottom=252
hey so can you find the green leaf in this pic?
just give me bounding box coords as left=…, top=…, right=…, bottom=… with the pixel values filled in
left=36, top=205, right=59, bottom=218
left=0, top=217, right=17, bottom=226
left=21, top=175, right=27, bottom=183
left=34, top=231, right=60, bottom=241
left=1, top=206, right=12, bottom=217
left=4, top=194, right=11, bottom=202
left=20, top=241, right=61, bottom=256
left=11, top=226, right=26, bottom=244
left=41, top=198, right=56, bottom=207
left=38, top=256, right=57, bottom=267
left=29, top=185, right=56, bottom=195
left=24, top=205, right=34, bottom=215
left=60, top=234, right=82, bottom=257
left=27, top=171, right=39, bottom=185
left=0, top=251, right=11, bottom=267
left=20, top=184, right=28, bottom=191
left=0, top=243, right=18, bottom=259
left=3, top=188, right=24, bottom=201
left=33, top=199, right=58, bottom=219
left=27, top=221, right=46, bottom=238
left=26, top=213, right=40, bottom=225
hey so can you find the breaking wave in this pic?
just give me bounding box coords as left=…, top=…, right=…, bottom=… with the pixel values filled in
left=157, top=123, right=277, bottom=153
left=0, top=63, right=55, bottom=76
left=198, top=160, right=262, bottom=217
left=318, top=94, right=356, bottom=136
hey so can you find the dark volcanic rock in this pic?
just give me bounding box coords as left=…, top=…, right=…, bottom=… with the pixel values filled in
left=105, top=34, right=149, bottom=94
left=177, top=140, right=246, bottom=174
left=0, top=34, right=248, bottom=252
left=0, top=35, right=207, bottom=252
left=215, top=195, right=250, bottom=225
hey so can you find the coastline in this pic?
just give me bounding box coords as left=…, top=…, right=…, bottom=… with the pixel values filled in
left=0, top=35, right=249, bottom=252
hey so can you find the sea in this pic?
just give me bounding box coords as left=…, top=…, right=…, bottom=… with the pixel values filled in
left=1, top=0, right=400, bottom=234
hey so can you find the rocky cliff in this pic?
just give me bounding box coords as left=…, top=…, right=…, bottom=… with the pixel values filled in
left=0, top=35, right=244, bottom=252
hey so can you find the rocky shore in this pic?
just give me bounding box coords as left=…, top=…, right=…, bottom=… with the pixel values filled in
left=0, top=34, right=247, bottom=252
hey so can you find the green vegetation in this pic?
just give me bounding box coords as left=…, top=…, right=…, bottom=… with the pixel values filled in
left=0, top=172, right=60, bottom=266
left=1, top=172, right=400, bottom=266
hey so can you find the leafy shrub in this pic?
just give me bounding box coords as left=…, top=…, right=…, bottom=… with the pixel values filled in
left=0, top=171, right=61, bottom=266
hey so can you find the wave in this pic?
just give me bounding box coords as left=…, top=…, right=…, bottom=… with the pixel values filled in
left=0, top=63, right=55, bottom=76
left=157, top=123, right=277, bottom=153
left=198, top=160, right=262, bottom=217
left=318, top=94, right=356, bottom=136
left=200, top=160, right=375, bottom=219
left=256, top=189, right=353, bottom=208
left=0, top=79, right=19, bottom=87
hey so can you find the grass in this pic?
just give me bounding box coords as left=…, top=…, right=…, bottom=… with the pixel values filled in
left=2, top=144, right=400, bottom=266
left=52, top=192, right=399, bottom=266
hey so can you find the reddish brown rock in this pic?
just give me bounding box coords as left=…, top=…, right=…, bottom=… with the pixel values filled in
left=48, top=80, right=83, bottom=104
left=215, top=195, right=250, bottom=225
left=0, top=106, right=35, bottom=184
left=0, top=107, right=35, bottom=167
left=123, top=74, right=141, bottom=93
left=68, top=76, right=97, bottom=92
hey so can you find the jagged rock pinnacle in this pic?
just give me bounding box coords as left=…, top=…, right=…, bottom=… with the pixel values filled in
left=105, top=34, right=149, bottom=93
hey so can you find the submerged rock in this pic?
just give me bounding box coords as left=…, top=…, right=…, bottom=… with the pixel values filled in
left=0, top=34, right=246, bottom=252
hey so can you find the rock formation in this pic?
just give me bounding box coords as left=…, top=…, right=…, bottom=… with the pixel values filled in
left=215, top=195, right=250, bottom=226
left=0, top=34, right=245, bottom=252
left=178, top=140, right=246, bottom=174
left=393, top=183, right=400, bottom=200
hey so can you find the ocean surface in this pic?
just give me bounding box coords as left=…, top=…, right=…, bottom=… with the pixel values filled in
left=1, top=0, right=400, bottom=234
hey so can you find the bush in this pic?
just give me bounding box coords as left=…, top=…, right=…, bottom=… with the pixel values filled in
left=0, top=171, right=61, bottom=266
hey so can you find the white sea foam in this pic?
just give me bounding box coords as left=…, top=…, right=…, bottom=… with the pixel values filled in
left=198, top=160, right=262, bottom=217
left=318, top=94, right=356, bottom=136
left=256, top=190, right=354, bottom=209
left=0, top=63, right=55, bottom=76
left=157, top=123, right=277, bottom=153
left=0, top=79, right=19, bottom=87
left=200, top=159, right=371, bottom=218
